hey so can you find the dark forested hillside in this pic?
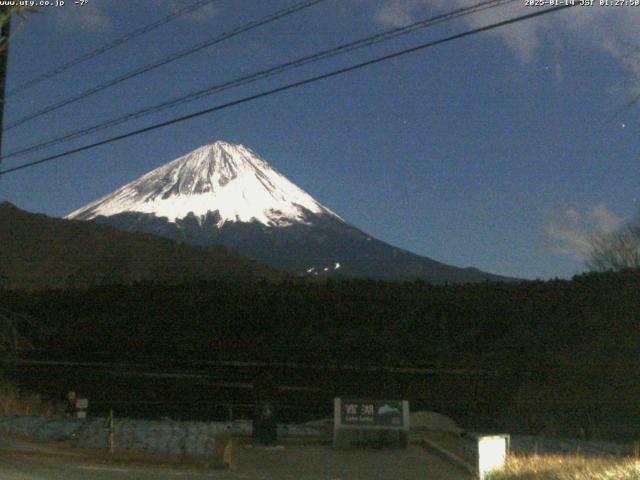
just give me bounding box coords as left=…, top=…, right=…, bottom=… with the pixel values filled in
left=0, top=202, right=282, bottom=290
left=2, top=270, right=639, bottom=439
left=2, top=271, right=638, bottom=364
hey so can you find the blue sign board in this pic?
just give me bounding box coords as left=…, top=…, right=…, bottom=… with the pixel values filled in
left=340, top=399, right=405, bottom=427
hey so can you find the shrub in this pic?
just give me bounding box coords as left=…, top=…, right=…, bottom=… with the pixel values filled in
left=488, top=454, right=640, bottom=480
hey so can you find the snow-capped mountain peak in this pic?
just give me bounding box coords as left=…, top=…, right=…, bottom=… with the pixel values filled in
left=67, top=141, right=340, bottom=227
left=66, top=141, right=513, bottom=284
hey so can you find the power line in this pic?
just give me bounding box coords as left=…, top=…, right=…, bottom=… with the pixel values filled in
left=0, top=4, right=575, bottom=177
left=4, top=0, right=328, bottom=131
left=3, top=0, right=517, bottom=162
left=6, top=0, right=217, bottom=97
left=2, top=358, right=502, bottom=376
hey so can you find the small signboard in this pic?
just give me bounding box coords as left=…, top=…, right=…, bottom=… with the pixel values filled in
left=75, top=398, right=88, bottom=420
left=333, top=398, right=409, bottom=449
left=340, top=399, right=405, bottom=427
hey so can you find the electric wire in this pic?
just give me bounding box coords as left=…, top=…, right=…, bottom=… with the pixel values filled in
left=2, top=0, right=516, bottom=161
left=6, top=0, right=218, bottom=97
left=4, top=0, right=328, bottom=131
left=0, top=4, right=576, bottom=177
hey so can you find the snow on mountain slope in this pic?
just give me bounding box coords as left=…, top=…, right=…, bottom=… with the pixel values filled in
left=66, top=140, right=515, bottom=284
left=66, top=141, right=341, bottom=227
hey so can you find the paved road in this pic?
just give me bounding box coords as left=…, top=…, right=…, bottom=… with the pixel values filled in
left=0, top=435, right=213, bottom=480
left=0, top=434, right=472, bottom=479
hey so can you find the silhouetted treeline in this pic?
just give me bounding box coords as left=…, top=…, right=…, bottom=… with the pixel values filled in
left=2, top=271, right=638, bottom=369
left=3, top=271, right=640, bottom=439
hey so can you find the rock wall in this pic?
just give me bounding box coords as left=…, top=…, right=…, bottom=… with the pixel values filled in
left=0, top=416, right=321, bottom=456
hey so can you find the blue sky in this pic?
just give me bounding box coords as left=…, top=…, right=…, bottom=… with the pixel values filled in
left=1, top=0, right=639, bottom=279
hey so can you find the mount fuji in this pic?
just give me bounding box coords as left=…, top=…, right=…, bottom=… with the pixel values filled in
left=67, top=141, right=510, bottom=283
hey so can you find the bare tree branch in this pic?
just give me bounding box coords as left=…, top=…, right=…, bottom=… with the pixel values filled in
left=586, top=213, right=640, bottom=272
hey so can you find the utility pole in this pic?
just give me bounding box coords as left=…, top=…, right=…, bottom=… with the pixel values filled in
left=0, top=7, right=10, bottom=162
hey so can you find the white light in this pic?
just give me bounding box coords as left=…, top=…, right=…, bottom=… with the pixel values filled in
left=477, top=435, right=508, bottom=480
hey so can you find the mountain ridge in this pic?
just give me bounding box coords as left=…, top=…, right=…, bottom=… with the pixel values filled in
left=0, top=202, right=283, bottom=290
left=68, top=141, right=341, bottom=227
left=67, top=141, right=514, bottom=284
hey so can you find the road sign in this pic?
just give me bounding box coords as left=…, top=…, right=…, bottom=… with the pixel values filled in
left=340, top=399, right=405, bottom=427
left=333, top=398, right=409, bottom=448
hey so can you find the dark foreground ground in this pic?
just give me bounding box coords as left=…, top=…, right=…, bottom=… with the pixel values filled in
left=0, top=433, right=471, bottom=480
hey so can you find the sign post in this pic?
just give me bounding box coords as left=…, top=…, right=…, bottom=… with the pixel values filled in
left=76, top=398, right=88, bottom=420
left=333, top=398, right=410, bottom=449
left=252, top=375, right=277, bottom=446
left=108, top=409, right=115, bottom=454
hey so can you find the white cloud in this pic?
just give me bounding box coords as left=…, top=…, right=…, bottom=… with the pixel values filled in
left=374, top=0, right=542, bottom=61
left=190, top=3, right=217, bottom=22
left=375, top=0, right=424, bottom=28
left=373, top=1, right=640, bottom=70
left=57, top=1, right=111, bottom=33
left=170, top=0, right=218, bottom=23
left=57, top=1, right=218, bottom=34
left=591, top=204, right=624, bottom=233
left=544, top=204, right=623, bottom=261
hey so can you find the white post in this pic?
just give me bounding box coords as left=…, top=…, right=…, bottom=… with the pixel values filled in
left=477, top=434, right=509, bottom=480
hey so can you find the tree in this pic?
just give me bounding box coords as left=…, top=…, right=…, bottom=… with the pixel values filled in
left=0, top=307, right=34, bottom=360
left=0, top=5, right=37, bottom=51
left=586, top=213, right=640, bottom=272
